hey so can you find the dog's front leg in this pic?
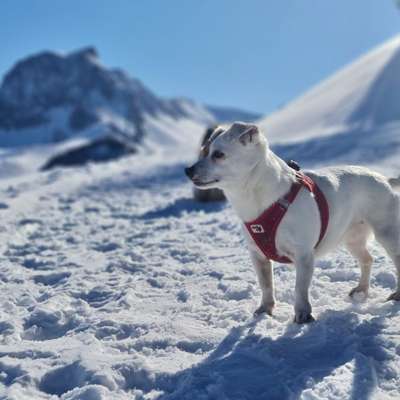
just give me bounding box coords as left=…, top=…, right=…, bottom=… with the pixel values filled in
left=294, top=252, right=315, bottom=324
left=249, top=250, right=275, bottom=316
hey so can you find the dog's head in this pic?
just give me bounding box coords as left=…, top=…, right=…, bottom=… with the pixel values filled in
left=185, top=122, right=267, bottom=190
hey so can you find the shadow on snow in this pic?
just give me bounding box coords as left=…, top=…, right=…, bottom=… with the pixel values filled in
left=158, top=304, right=400, bottom=400
left=84, top=162, right=190, bottom=194
left=139, top=197, right=226, bottom=219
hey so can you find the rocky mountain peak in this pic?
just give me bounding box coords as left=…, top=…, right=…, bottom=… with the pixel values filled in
left=0, top=47, right=258, bottom=148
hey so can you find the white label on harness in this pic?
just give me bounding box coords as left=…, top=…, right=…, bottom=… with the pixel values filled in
left=250, top=224, right=264, bottom=233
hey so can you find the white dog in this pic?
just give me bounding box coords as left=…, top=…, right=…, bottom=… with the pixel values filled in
left=185, top=122, right=400, bottom=323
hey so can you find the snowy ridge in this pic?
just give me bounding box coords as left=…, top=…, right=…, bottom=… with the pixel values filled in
left=0, top=47, right=258, bottom=153
left=260, top=35, right=400, bottom=145
left=0, top=47, right=212, bottom=149
left=0, top=150, right=399, bottom=399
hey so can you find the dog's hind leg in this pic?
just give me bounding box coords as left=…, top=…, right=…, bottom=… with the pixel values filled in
left=386, top=254, right=400, bottom=301
left=374, top=228, right=400, bottom=301
left=375, top=233, right=400, bottom=301
left=344, top=221, right=373, bottom=298
left=369, top=200, right=400, bottom=301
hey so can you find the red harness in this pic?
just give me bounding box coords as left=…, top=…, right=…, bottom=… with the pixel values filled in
left=244, top=172, right=329, bottom=263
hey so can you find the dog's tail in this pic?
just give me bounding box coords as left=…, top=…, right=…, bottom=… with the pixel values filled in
left=389, top=177, right=400, bottom=192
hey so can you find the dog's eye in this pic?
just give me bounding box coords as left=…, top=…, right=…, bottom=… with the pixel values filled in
left=212, top=150, right=225, bottom=160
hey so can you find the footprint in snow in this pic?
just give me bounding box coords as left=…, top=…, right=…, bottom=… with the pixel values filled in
left=22, top=307, right=81, bottom=341
left=39, top=361, right=89, bottom=396
left=94, top=320, right=148, bottom=340
left=78, top=287, right=123, bottom=308
left=33, top=271, right=71, bottom=286
left=0, top=321, right=15, bottom=336
left=22, top=257, right=54, bottom=271
left=18, top=219, right=43, bottom=238
left=92, top=242, right=120, bottom=253
left=0, top=361, right=26, bottom=386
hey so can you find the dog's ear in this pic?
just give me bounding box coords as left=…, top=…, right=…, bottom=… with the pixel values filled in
left=238, top=125, right=260, bottom=146
left=209, top=127, right=224, bottom=143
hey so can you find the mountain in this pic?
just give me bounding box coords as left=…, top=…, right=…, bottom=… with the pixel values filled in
left=259, top=35, right=400, bottom=167
left=0, top=47, right=257, bottom=150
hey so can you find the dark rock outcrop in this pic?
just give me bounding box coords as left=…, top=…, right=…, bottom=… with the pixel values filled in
left=41, top=135, right=136, bottom=170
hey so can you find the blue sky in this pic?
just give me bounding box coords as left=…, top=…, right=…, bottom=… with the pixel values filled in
left=0, top=1, right=399, bottom=114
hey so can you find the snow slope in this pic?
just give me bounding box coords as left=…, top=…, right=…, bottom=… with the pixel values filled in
left=259, top=35, right=400, bottom=167
left=0, top=144, right=400, bottom=399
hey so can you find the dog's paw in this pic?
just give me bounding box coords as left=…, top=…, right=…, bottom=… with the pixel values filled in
left=254, top=302, right=274, bottom=316
left=294, top=312, right=315, bottom=324
left=349, top=285, right=368, bottom=299
left=386, top=291, right=400, bottom=302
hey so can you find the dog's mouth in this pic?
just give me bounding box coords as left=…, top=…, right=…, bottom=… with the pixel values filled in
left=192, top=179, right=219, bottom=187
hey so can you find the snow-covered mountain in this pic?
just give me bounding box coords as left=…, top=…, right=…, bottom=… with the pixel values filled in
left=260, top=35, right=400, bottom=167
left=0, top=47, right=258, bottom=150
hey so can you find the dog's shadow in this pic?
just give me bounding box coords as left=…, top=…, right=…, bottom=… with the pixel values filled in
left=139, top=197, right=226, bottom=219
left=158, top=304, right=400, bottom=399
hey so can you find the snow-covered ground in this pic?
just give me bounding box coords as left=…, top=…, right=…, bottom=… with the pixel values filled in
left=0, top=141, right=400, bottom=400
left=2, top=33, right=400, bottom=400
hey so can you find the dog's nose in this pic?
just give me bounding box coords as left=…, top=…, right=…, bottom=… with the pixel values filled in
left=185, top=165, right=195, bottom=179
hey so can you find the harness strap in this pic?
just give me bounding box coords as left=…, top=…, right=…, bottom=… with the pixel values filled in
left=297, top=173, right=329, bottom=247
left=244, top=172, right=329, bottom=264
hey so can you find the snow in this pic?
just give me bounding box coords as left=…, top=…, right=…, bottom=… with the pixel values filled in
left=0, top=141, right=399, bottom=399
left=0, top=107, right=74, bottom=148
left=259, top=35, right=400, bottom=145
left=1, top=36, right=400, bottom=400
left=143, top=114, right=206, bottom=150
